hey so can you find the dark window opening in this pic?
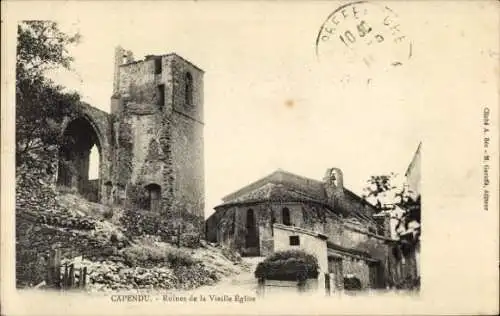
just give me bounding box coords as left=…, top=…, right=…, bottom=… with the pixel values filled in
left=185, top=72, right=193, bottom=106
left=289, top=235, right=300, bottom=246
left=282, top=207, right=291, bottom=226
left=245, top=209, right=259, bottom=250
left=154, top=58, right=162, bottom=74
left=157, top=84, right=165, bottom=108
left=145, top=183, right=161, bottom=212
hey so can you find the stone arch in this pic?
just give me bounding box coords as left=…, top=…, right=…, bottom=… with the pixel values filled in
left=57, top=106, right=111, bottom=203
left=144, top=183, right=162, bottom=212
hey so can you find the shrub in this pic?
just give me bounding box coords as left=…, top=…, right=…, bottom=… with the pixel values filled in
left=121, top=244, right=197, bottom=268
left=180, top=232, right=201, bottom=248
left=254, top=250, right=319, bottom=281
left=110, top=233, right=118, bottom=244
left=121, top=244, right=167, bottom=267
left=103, top=209, right=114, bottom=220
left=165, top=247, right=196, bottom=267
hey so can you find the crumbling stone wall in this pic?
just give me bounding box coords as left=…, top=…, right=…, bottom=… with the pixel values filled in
left=57, top=102, right=112, bottom=203
left=110, top=52, right=204, bottom=221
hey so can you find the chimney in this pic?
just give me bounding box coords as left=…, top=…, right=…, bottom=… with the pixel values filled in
left=323, top=168, right=344, bottom=205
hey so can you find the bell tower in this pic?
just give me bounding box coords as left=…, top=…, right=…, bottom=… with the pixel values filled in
left=110, top=48, right=205, bottom=219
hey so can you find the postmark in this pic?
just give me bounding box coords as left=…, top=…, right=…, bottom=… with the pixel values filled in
left=316, top=1, right=412, bottom=75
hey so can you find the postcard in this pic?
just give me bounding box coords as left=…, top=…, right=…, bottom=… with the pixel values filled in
left=1, top=1, right=498, bottom=315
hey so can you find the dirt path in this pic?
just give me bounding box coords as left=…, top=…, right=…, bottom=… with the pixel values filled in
left=193, top=257, right=265, bottom=294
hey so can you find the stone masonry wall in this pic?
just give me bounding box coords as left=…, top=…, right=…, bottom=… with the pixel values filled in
left=110, top=53, right=204, bottom=220
left=168, top=55, right=204, bottom=218
left=209, top=201, right=391, bottom=287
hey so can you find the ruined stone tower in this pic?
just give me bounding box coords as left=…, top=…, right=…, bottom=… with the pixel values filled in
left=108, top=46, right=205, bottom=217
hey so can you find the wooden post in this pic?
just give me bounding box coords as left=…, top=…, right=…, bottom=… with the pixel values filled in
left=78, top=267, right=84, bottom=288
left=63, top=263, right=69, bottom=290
left=325, top=273, right=331, bottom=296
left=81, top=267, right=87, bottom=289
left=69, top=264, right=75, bottom=288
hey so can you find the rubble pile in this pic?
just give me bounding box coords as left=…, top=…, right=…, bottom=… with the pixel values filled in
left=62, top=258, right=218, bottom=292
left=16, top=165, right=247, bottom=291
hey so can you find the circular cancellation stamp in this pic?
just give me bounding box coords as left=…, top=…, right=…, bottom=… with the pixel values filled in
left=316, top=1, right=412, bottom=75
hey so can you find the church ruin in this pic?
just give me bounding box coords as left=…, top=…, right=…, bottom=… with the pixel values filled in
left=55, top=47, right=205, bottom=218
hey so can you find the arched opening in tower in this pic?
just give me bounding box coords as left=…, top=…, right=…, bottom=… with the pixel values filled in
left=57, top=117, right=101, bottom=202
left=144, top=183, right=161, bottom=212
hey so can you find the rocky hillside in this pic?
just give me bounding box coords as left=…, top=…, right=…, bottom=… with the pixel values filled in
left=16, top=167, right=248, bottom=292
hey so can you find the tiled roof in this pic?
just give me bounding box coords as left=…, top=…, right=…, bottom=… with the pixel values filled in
left=214, top=169, right=378, bottom=221
left=220, top=182, right=324, bottom=206
left=221, top=169, right=326, bottom=204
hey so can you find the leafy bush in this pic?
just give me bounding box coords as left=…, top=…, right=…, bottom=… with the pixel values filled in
left=103, top=209, right=114, bottom=220
left=165, top=247, right=197, bottom=267
left=121, top=244, right=197, bottom=268
left=254, top=250, right=319, bottom=281
left=180, top=232, right=201, bottom=248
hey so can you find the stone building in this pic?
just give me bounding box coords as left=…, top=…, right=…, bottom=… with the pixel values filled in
left=55, top=47, right=205, bottom=218
left=373, top=143, right=422, bottom=288
left=205, top=168, right=396, bottom=289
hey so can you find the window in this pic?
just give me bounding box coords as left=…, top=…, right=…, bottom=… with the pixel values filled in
left=289, top=235, right=300, bottom=246
left=185, top=72, right=193, bottom=105
left=157, top=84, right=165, bottom=108
left=282, top=207, right=291, bottom=226
left=154, top=57, right=162, bottom=74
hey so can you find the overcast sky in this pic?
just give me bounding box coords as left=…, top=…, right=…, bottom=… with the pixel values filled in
left=33, top=1, right=497, bottom=217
